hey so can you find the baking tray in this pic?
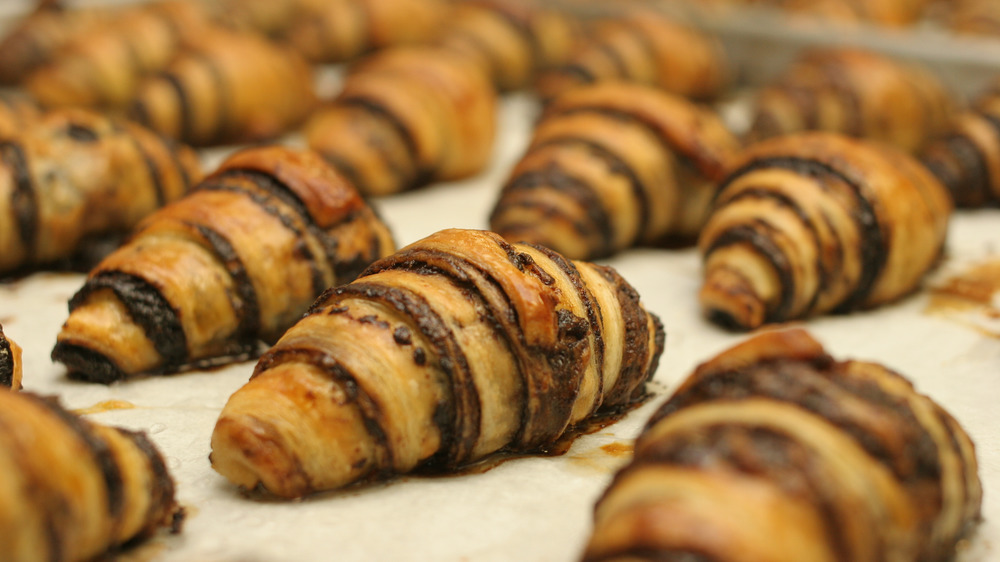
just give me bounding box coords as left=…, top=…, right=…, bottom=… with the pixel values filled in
left=0, top=1, right=997, bottom=560
left=0, top=92, right=997, bottom=561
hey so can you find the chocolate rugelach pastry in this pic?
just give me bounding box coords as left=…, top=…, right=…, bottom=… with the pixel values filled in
left=534, top=9, right=729, bottom=103
left=767, top=0, right=929, bottom=26
left=0, top=391, right=182, bottom=562
left=0, top=1, right=104, bottom=85
left=0, top=324, right=22, bottom=390
left=287, top=0, right=450, bottom=64
left=436, top=0, right=581, bottom=92
left=0, top=108, right=201, bottom=276
left=583, top=329, right=982, bottom=562
left=699, top=132, right=951, bottom=330
left=304, top=46, right=496, bottom=196
left=24, top=1, right=212, bottom=110
left=921, top=84, right=1000, bottom=207
left=748, top=48, right=954, bottom=154
left=490, top=82, right=740, bottom=260
left=52, top=146, right=395, bottom=383
left=128, top=29, right=317, bottom=147
left=210, top=228, right=664, bottom=498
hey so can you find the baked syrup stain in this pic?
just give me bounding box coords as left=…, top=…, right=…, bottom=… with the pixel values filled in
left=73, top=399, right=136, bottom=416
left=925, top=258, right=1000, bottom=338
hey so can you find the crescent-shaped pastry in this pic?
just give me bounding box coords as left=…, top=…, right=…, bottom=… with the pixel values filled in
left=490, top=81, right=740, bottom=260
left=211, top=228, right=664, bottom=498
left=52, top=146, right=395, bottom=382
left=699, top=132, right=951, bottom=330
left=584, top=329, right=981, bottom=562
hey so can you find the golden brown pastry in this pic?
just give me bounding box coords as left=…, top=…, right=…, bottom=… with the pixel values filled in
left=288, top=0, right=450, bottom=64
left=0, top=108, right=201, bottom=276
left=52, top=146, right=395, bottom=383
left=490, top=82, right=740, bottom=260
left=535, top=10, right=729, bottom=103
left=921, top=84, right=1000, bottom=207
left=0, top=2, right=103, bottom=85
left=0, top=92, right=41, bottom=138
left=748, top=48, right=954, bottom=154
left=128, top=29, right=317, bottom=147
left=583, top=329, right=982, bottom=562
left=210, top=228, right=664, bottom=498
left=209, top=0, right=313, bottom=38
left=24, top=1, right=212, bottom=109
left=948, top=0, right=1000, bottom=36
left=304, top=46, right=496, bottom=196
left=437, top=0, right=581, bottom=91
left=0, top=391, right=182, bottom=562
left=699, top=132, right=951, bottom=330
left=0, top=324, right=22, bottom=390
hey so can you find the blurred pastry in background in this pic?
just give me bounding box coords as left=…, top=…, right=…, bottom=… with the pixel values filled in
left=287, top=0, right=450, bottom=65
left=437, top=0, right=581, bottom=91
left=24, top=1, right=213, bottom=110
left=922, top=80, right=1000, bottom=207
left=535, top=9, right=730, bottom=103
left=0, top=108, right=201, bottom=276
left=0, top=391, right=183, bottom=561
left=490, top=81, right=739, bottom=260
left=128, top=29, right=317, bottom=146
left=748, top=47, right=954, bottom=153
left=305, top=46, right=496, bottom=196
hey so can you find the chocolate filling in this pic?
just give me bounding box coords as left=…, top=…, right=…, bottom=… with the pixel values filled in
left=0, top=141, right=37, bottom=255
left=717, top=156, right=884, bottom=311
left=60, top=271, right=187, bottom=379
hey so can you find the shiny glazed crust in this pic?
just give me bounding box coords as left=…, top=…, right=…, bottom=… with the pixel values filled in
left=0, top=391, right=180, bottom=562
left=490, top=82, right=740, bottom=260
left=583, top=329, right=981, bottom=562
left=698, top=132, right=951, bottom=330
left=52, top=146, right=395, bottom=383
left=0, top=108, right=201, bottom=275
left=210, top=228, right=664, bottom=498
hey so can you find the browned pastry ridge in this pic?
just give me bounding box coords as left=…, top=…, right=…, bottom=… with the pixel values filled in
left=304, top=46, right=496, bottom=196
left=0, top=324, right=22, bottom=390
left=210, top=228, right=665, bottom=498
left=437, top=0, right=581, bottom=91
left=287, top=0, right=450, bottom=64
left=128, top=29, right=317, bottom=146
left=25, top=1, right=212, bottom=110
left=52, top=146, right=395, bottom=383
left=922, top=84, right=1000, bottom=207
left=699, top=132, right=951, bottom=330
left=0, top=108, right=201, bottom=276
left=748, top=48, right=954, bottom=154
left=583, top=329, right=982, bottom=562
left=490, top=81, right=740, bottom=260
left=535, top=9, right=729, bottom=103
left=0, top=391, right=181, bottom=562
